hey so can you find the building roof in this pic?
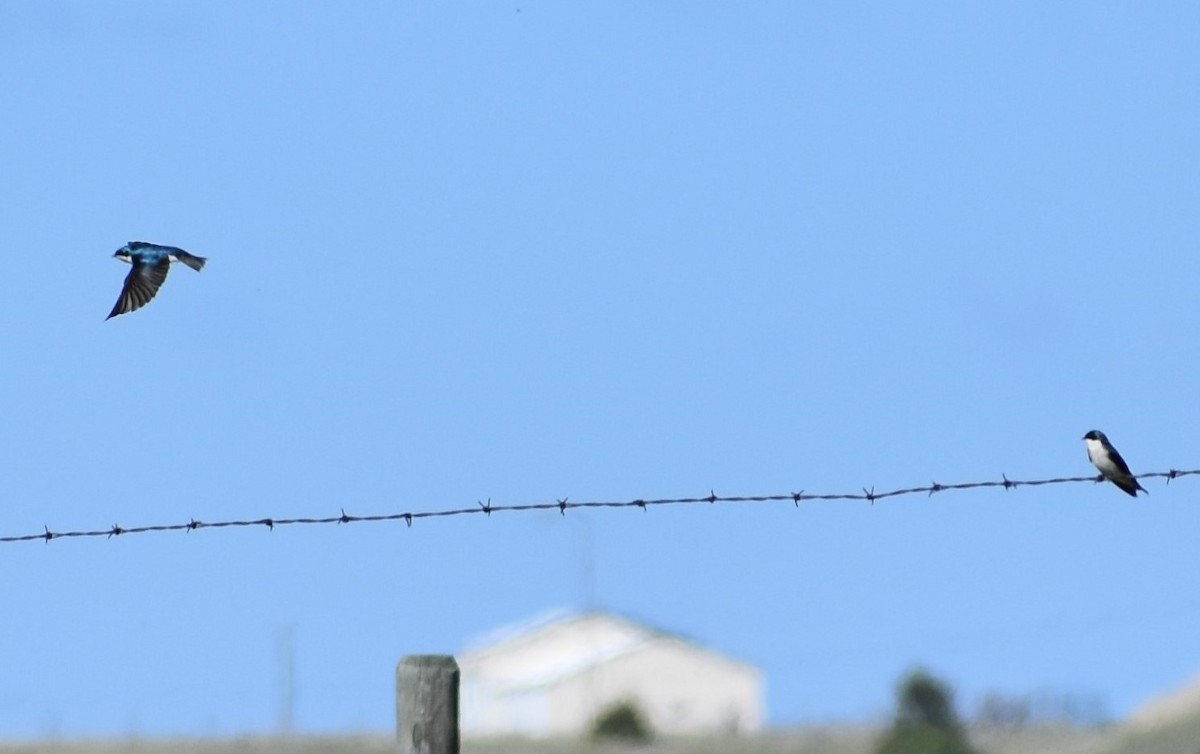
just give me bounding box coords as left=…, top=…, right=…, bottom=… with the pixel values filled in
left=459, top=609, right=758, bottom=692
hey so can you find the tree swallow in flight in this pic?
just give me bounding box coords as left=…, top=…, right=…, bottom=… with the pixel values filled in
left=107, top=241, right=206, bottom=319
left=1083, top=430, right=1147, bottom=497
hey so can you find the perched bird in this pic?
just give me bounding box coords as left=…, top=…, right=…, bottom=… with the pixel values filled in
left=107, top=241, right=206, bottom=319
left=1083, top=430, right=1148, bottom=497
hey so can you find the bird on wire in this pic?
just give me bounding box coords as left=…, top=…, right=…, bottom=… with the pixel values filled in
left=1083, top=429, right=1148, bottom=497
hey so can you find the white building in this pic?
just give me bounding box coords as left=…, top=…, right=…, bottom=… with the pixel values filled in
left=458, top=610, right=765, bottom=738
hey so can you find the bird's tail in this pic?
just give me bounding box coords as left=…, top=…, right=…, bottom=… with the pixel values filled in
left=177, top=251, right=207, bottom=272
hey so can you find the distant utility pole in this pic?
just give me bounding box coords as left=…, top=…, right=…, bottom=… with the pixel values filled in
left=278, top=625, right=296, bottom=734
left=576, top=513, right=597, bottom=611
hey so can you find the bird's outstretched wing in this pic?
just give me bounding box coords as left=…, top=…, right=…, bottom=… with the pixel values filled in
left=107, top=257, right=171, bottom=319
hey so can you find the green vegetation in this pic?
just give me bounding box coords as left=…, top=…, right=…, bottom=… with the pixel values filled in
left=590, top=699, right=654, bottom=743
left=0, top=725, right=1122, bottom=754
left=875, top=669, right=979, bottom=754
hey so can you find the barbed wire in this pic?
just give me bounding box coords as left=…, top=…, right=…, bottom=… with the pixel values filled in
left=3, top=467, right=1197, bottom=545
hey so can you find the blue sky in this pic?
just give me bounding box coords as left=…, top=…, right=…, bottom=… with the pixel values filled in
left=2, top=0, right=1200, bottom=739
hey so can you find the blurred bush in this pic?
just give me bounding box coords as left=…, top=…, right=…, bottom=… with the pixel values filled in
left=876, top=669, right=979, bottom=754
left=590, top=699, right=654, bottom=743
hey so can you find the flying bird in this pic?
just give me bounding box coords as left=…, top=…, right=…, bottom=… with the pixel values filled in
left=107, top=241, right=206, bottom=319
left=1083, top=430, right=1147, bottom=497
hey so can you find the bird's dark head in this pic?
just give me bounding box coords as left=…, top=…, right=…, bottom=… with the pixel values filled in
left=1082, top=430, right=1105, bottom=442
left=113, top=247, right=133, bottom=263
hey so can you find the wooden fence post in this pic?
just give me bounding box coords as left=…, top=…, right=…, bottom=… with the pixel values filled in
left=396, top=654, right=460, bottom=754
